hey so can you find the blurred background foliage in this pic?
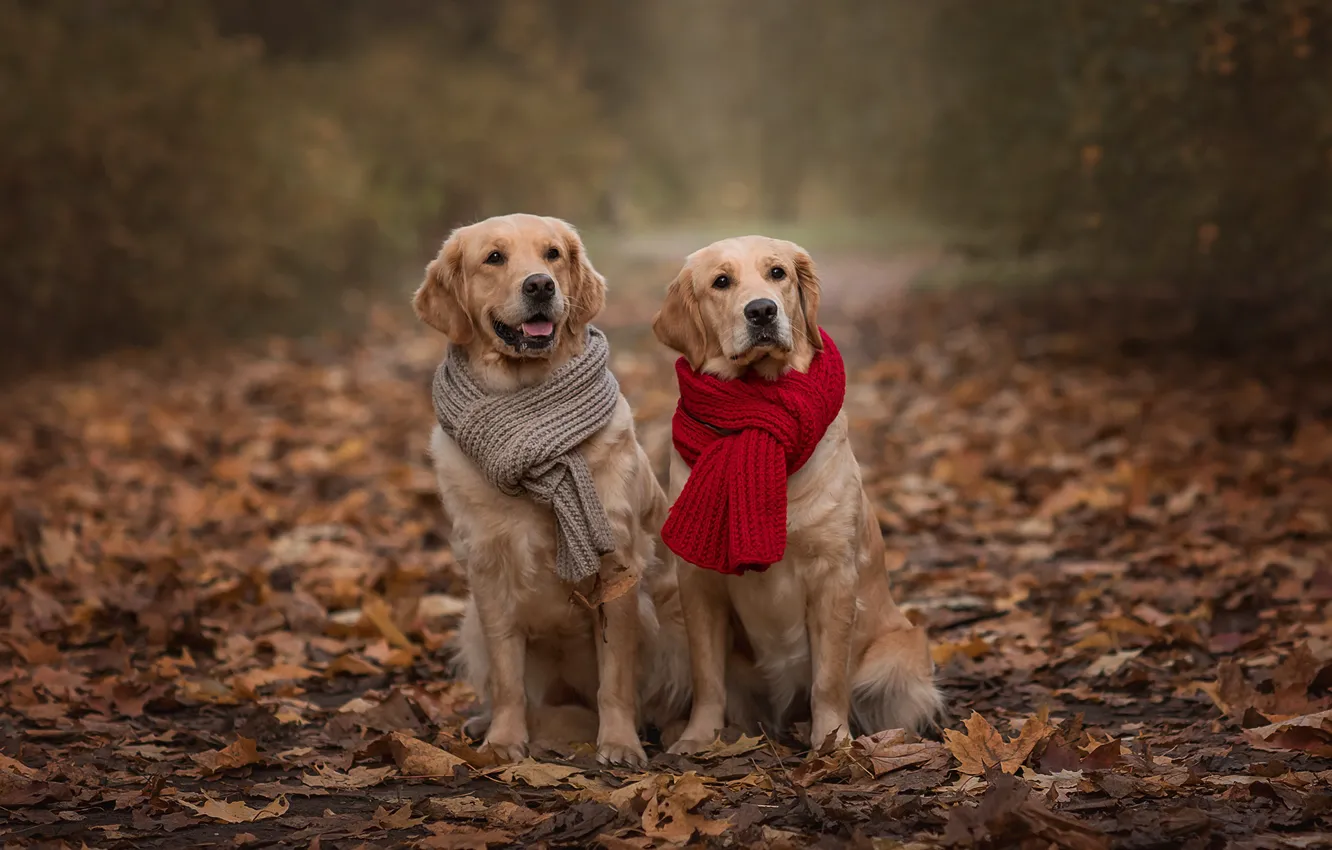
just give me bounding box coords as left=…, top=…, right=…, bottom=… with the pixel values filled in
left=0, top=0, right=1328, bottom=373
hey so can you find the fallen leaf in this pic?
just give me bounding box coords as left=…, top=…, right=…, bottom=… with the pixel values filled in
left=944, top=710, right=1053, bottom=775
left=301, top=764, right=396, bottom=790
left=325, top=653, right=382, bottom=677
left=687, top=734, right=767, bottom=760
left=1019, top=767, right=1089, bottom=803
left=943, top=770, right=1107, bottom=849
left=417, top=824, right=513, bottom=850
left=492, top=760, right=584, bottom=788
left=1084, top=649, right=1142, bottom=678
left=180, top=795, right=289, bottom=824
left=641, top=773, right=727, bottom=844
left=192, top=736, right=261, bottom=776
left=933, top=635, right=992, bottom=666
left=230, top=663, right=319, bottom=693
left=1243, top=709, right=1332, bottom=756
left=1080, top=740, right=1123, bottom=771
left=421, top=795, right=546, bottom=828
left=571, top=568, right=640, bottom=610
left=388, top=732, right=466, bottom=777
left=0, top=754, right=38, bottom=779
left=853, top=728, right=950, bottom=775
left=362, top=594, right=416, bottom=651
left=375, top=802, right=425, bottom=830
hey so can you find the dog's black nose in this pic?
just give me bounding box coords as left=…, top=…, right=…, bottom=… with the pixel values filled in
left=522, top=273, right=556, bottom=300
left=744, top=298, right=779, bottom=326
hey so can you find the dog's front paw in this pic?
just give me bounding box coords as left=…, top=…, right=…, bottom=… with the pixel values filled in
left=666, top=736, right=714, bottom=756
left=480, top=737, right=529, bottom=763
left=597, top=736, right=648, bottom=767
left=810, top=721, right=851, bottom=753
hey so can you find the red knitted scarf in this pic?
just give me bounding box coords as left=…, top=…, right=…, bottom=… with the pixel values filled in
left=661, top=329, right=846, bottom=574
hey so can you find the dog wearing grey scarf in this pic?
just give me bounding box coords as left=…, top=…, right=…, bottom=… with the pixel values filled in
left=414, top=214, right=689, bottom=766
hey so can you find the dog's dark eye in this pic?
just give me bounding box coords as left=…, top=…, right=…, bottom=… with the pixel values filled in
left=545, top=247, right=561, bottom=261
left=485, top=251, right=505, bottom=265
left=712, top=274, right=731, bottom=290
left=770, top=266, right=786, bottom=280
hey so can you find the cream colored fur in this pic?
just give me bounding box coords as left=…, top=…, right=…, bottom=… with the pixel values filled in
left=416, top=214, right=689, bottom=765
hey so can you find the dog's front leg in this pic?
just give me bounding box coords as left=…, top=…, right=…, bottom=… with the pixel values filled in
left=473, top=590, right=529, bottom=762
left=808, top=563, right=856, bottom=750
left=594, top=564, right=648, bottom=766
left=668, top=559, right=730, bottom=754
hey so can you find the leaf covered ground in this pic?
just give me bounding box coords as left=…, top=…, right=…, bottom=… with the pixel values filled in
left=2, top=261, right=1330, bottom=849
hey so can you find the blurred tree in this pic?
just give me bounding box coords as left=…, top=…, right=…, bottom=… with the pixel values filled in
left=1, top=0, right=1327, bottom=375
left=896, top=0, right=1332, bottom=283
left=0, top=0, right=614, bottom=373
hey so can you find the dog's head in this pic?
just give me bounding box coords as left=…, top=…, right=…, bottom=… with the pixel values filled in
left=414, top=214, right=605, bottom=368
left=653, top=236, right=822, bottom=379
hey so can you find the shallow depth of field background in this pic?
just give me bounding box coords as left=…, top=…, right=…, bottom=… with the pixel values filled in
left=3, top=3, right=1332, bottom=846
left=2, top=0, right=1329, bottom=374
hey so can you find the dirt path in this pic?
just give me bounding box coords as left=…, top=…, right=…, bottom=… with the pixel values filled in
left=1, top=258, right=1330, bottom=848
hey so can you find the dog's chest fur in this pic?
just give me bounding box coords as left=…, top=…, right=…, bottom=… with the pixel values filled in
left=430, top=394, right=644, bottom=636
left=670, top=413, right=864, bottom=691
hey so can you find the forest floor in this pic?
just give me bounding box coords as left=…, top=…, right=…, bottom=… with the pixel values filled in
left=2, top=249, right=1331, bottom=849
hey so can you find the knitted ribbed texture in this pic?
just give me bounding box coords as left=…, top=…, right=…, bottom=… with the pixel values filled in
left=431, top=327, right=619, bottom=583
left=661, top=329, right=846, bottom=574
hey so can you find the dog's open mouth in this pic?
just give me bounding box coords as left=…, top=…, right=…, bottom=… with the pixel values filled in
left=493, top=314, right=556, bottom=351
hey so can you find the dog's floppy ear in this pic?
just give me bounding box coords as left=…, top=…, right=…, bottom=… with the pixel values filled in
left=653, top=265, right=707, bottom=369
left=552, top=217, right=605, bottom=330
left=790, top=244, right=823, bottom=352
left=414, top=230, right=474, bottom=343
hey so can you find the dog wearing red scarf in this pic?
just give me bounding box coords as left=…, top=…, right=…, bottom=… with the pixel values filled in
left=653, top=236, right=942, bottom=752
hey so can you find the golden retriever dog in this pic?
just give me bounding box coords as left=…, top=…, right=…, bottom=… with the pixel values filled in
left=414, top=214, right=689, bottom=765
left=652, top=235, right=942, bottom=752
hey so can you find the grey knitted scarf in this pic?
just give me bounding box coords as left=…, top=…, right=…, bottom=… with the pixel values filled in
left=431, top=327, right=619, bottom=583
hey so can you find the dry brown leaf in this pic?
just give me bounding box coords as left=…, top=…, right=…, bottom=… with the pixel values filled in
left=325, top=653, right=382, bottom=677
left=362, top=594, right=416, bottom=651
left=687, top=734, right=767, bottom=760
left=1243, top=709, right=1332, bottom=756
left=417, top=823, right=513, bottom=850
left=932, top=635, right=992, bottom=666
left=944, top=770, right=1107, bottom=850
left=852, top=729, right=949, bottom=776
left=191, top=736, right=261, bottom=776
left=604, top=775, right=663, bottom=811
left=422, top=795, right=546, bottom=827
left=0, top=754, right=37, bottom=779
left=180, top=794, right=289, bottom=824
left=1199, top=652, right=1329, bottom=722
left=230, top=663, right=319, bottom=693
left=571, top=568, right=641, bottom=611
left=491, top=759, right=584, bottom=788
left=944, top=712, right=1007, bottom=775
left=375, top=801, right=425, bottom=830
left=944, top=710, right=1053, bottom=775
left=1084, top=649, right=1142, bottom=678
left=641, top=772, right=726, bottom=845
left=300, top=764, right=395, bottom=790
left=1008, top=709, right=1056, bottom=767
left=388, top=732, right=465, bottom=777
left=1036, top=481, right=1122, bottom=518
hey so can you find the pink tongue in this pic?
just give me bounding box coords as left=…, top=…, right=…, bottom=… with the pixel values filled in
left=521, top=320, right=554, bottom=337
